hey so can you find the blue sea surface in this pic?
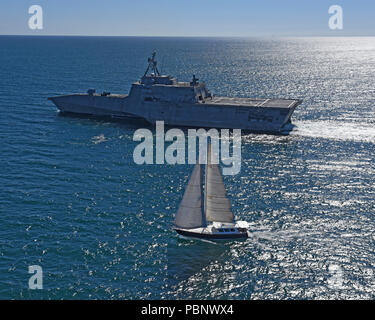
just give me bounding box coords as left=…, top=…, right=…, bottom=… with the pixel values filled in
left=0, top=36, right=375, bottom=299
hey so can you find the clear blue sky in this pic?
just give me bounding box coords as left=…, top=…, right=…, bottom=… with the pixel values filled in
left=0, top=0, right=374, bottom=36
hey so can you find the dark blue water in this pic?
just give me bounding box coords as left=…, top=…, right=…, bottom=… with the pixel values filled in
left=1, top=36, right=375, bottom=299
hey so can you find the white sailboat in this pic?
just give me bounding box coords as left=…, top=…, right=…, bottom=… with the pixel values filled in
left=173, top=143, right=249, bottom=240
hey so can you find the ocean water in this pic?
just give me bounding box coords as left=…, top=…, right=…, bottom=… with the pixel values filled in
left=0, top=36, right=375, bottom=299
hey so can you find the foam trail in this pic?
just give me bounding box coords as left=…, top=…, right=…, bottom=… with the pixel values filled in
left=247, top=226, right=322, bottom=250
left=92, top=134, right=107, bottom=144
left=291, top=121, right=375, bottom=143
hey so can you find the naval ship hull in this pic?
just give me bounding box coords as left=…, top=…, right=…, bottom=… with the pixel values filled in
left=48, top=94, right=142, bottom=120
left=48, top=52, right=302, bottom=133
left=49, top=93, right=301, bottom=133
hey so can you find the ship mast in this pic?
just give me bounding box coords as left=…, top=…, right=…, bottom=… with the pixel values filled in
left=143, top=51, right=160, bottom=77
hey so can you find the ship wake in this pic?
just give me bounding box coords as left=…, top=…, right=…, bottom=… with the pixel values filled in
left=291, top=120, right=375, bottom=143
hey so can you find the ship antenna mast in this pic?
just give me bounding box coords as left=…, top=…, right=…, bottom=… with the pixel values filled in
left=160, top=55, right=166, bottom=75
left=143, top=51, right=160, bottom=77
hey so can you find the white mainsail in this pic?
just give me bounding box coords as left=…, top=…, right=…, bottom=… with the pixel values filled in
left=205, top=144, right=234, bottom=223
left=174, top=164, right=206, bottom=229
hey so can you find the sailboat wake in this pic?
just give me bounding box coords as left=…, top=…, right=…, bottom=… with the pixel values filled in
left=246, top=225, right=322, bottom=250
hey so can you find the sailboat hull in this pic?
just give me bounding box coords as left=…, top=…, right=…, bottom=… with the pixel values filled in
left=175, top=228, right=248, bottom=240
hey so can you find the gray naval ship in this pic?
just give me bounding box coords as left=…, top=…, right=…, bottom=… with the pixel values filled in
left=49, top=52, right=302, bottom=133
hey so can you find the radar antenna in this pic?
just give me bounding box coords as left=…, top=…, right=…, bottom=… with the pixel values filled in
left=190, top=74, right=199, bottom=86
left=143, top=51, right=160, bottom=77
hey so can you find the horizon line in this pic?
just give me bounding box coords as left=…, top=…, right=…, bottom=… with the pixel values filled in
left=1, top=34, right=374, bottom=38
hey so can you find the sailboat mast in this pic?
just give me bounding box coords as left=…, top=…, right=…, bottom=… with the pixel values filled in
left=200, top=162, right=206, bottom=227
left=204, top=141, right=210, bottom=218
